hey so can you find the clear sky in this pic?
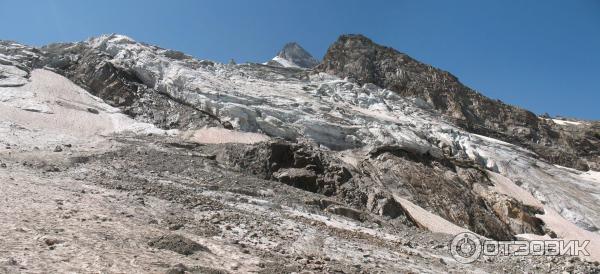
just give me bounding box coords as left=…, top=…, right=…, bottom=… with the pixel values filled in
left=1, top=0, right=599, bottom=119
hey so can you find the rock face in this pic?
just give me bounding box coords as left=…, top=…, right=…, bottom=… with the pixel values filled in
left=2, top=34, right=600, bottom=272
left=267, top=42, right=319, bottom=68
left=317, top=34, right=600, bottom=171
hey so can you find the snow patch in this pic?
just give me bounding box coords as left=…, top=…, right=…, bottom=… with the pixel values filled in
left=0, top=68, right=170, bottom=150
left=183, top=127, right=269, bottom=144
left=537, top=207, right=600, bottom=262
left=487, top=171, right=543, bottom=209
left=393, top=195, right=471, bottom=235
left=552, top=119, right=582, bottom=126
left=543, top=118, right=583, bottom=126
left=270, top=56, right=301, bottom=68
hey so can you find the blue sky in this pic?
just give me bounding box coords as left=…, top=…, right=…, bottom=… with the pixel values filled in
left=1, top=0, right=599, bottom=119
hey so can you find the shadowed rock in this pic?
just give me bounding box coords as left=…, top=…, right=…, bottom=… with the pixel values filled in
left=148, top=234, right=209, bottom=255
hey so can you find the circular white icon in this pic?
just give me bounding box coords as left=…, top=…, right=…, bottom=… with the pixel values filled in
left=450, top=232, right=482, bottom=263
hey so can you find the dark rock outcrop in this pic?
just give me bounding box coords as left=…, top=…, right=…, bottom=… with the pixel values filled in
left=148, top=234, right=209, bottom=255
left=213, top=140, right=351, bottom=197
left=212, top=140, right=546, bottom=240
left=360, top=147, right=546, bottom=240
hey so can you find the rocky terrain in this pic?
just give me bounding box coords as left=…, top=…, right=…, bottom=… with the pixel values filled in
left=1, top=34, right=599, bottom=273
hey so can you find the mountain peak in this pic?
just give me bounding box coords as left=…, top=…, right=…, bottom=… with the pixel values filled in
left=266, top=42, right=318, bottom=69
left=277, top=42, right=306, bottom=57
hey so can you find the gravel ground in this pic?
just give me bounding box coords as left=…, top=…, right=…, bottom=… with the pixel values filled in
left=1, top=134, right=598, bottom=273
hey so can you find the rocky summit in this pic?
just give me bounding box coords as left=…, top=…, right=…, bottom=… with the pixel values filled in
left=266, top=42, right=319, bottom=69
left=0, top=34, right=599, bottom=273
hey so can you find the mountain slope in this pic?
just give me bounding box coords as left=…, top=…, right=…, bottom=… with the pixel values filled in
left=1, top=34, right=600, bottom=272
